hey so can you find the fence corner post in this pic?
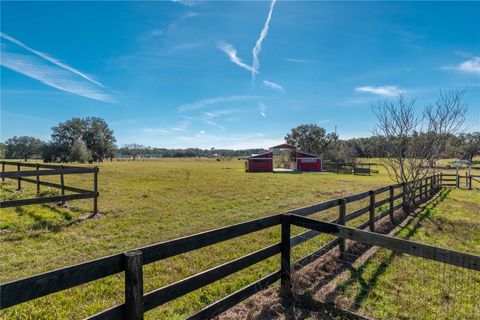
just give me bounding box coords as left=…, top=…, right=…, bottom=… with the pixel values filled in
left=280, top=214, right=291, bottom=297
left=1, top=161, right=5, bottom=182
left=339, top=199, right=346, bottom=258
left=125, top=250, right=144, bottom=320
left=369, top=190, right=375, bottom=232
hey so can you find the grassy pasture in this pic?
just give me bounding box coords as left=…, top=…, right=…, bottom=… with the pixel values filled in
left=327, top=188, right=480, bottom=319
left=0, top=158, right=478, bottom=319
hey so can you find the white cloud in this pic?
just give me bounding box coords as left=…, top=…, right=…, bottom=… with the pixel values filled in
left=179, top=95, right=256, bottom=111
left=205, top=120, right=226, bottom=131
left=1, top=51, right=114, bottom=103
left=217, top=41, right=257, bottom=74
left=442, top=57, right=480, bottom=75
left=171, top=0, right=199, bottom=7
left=251, top=0, right=277, bottom=80
left=259, top=102, right=267, bottom=117
left=1, top=32, right=103, bottom=87
left=354, top=85, right=404, bottom=97
left=283, top=58, right=315, bottom=63
left=263, top=80, right=284, bottom=91
left=202, top=109, right=238, bottom=118
left=143, top=128, right=170, bottom=133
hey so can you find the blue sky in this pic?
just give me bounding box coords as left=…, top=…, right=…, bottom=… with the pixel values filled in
left=1, top=1, right=479, bottom=149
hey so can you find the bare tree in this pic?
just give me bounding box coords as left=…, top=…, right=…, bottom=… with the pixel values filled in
left=373, top=90, right=467, bottom=211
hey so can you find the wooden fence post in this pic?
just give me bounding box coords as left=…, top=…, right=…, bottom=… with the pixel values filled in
left=430, top=175, right=435, bottom=197
left=440, top=172, right=443, bottom=188
left=423, top=178, right=428, bottom=199
left=369, top=190, right=375, bottom=232
left=339, top=199, right=346, bottom=258
left=424, top=178, right=428, bottom=199
left=1, top=161, right=4, bottom=182
left=466, top=171, right=472, bottom=190
left=125, top=250, right=144, bottom=320
left=60, top=165, right=65, bottom=205
left=280, top=214, right=291, bottom=296
left=456, top=167, right=460, bottom=188
left=93, top=168, right=98, bottom=215
left=402, top=183, right=408, bottom=213
left=415, top=179, right=423, bottom=202
left=36, top=163, right=40, bottom=194
left=17, top=162, right=21, bottom=190
left=389, top=185, right=394, bottom=222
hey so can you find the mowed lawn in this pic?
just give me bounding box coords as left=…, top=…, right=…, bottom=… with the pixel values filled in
left=0, top=159, right=476, bottom=319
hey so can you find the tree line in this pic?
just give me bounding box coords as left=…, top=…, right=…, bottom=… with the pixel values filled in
left=1, top=117, right=116, bottom=163
left=1, top=91, right=478, bottom=164
left=117, top=145, right=269, bottom=159
left=284, top=124, right=479, bottom=163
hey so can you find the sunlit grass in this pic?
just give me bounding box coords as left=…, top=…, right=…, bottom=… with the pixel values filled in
left=1, top=159, right=476, bottom=319
left=331, top=189, right=480, bottom=319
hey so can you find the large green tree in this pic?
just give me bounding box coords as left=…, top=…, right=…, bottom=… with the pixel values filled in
left=459, top=132, right=480, bottom=162
left=50, top=117, right=116, bottom=162
left=5, top=136, right=45, bottom=161
left=285, top=124, right=337, bottom=157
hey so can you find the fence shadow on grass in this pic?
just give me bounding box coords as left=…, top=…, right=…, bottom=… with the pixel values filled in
left=318, top=188, right=452, bottom=313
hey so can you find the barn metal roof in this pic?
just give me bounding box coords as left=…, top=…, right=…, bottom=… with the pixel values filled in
left=269, top=143, right=297, bottom=150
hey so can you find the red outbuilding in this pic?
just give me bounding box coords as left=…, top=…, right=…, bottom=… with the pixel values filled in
left=246, top=145, right=322, bottom=173
left=246, top=152, right=273, bottom=172
left=295, top=151, right=322, bottom=172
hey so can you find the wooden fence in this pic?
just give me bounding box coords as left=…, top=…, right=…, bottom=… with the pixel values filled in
left=1, top=173, right=477, bottom=319
left=323, top=162, right=375, bottom=175
left=439, top=171, right=480, bottom=190
left=0, top=161, right=99, bottom=214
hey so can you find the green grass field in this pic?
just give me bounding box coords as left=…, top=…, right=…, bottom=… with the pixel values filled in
left=325, top=188, right=480, bottom=319
left=0, top=159, right=478, bottom=319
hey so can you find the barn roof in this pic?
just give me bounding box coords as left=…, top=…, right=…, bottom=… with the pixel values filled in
left=248, top=151, right=273, bottom=159
left=296, top=151, right=322, bottom=158
left=270, top=143, right=297, bottom=150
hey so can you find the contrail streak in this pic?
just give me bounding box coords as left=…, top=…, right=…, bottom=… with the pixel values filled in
left=251, top=0, right=276, bottom=80
left=0, top=32, right=104, bottom=87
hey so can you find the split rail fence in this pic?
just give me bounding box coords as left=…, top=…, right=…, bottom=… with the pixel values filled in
left=0, top=161, right=99, bottom=214
left=440, top=171, right=480, bottom=190
left=0, top=173, right=478, bottom=319
left=323, top=162, right=375, bottom=175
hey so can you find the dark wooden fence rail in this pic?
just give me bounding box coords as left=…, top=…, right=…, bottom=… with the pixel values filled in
left=322, top=162, right=375, bottom=175
left=0, top=173, right=461, bottom=320
left=440, top=172, right=480, bottom=190
left=0, top=161, right=99, bottom=214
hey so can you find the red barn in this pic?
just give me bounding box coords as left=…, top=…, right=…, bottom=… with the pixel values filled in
left=296, top=151, right=322, bottom=172
left=246, top=152, right=273, bottom=172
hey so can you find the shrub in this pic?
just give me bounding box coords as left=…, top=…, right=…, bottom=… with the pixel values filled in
left=69, top=140, right=91, bottom=163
